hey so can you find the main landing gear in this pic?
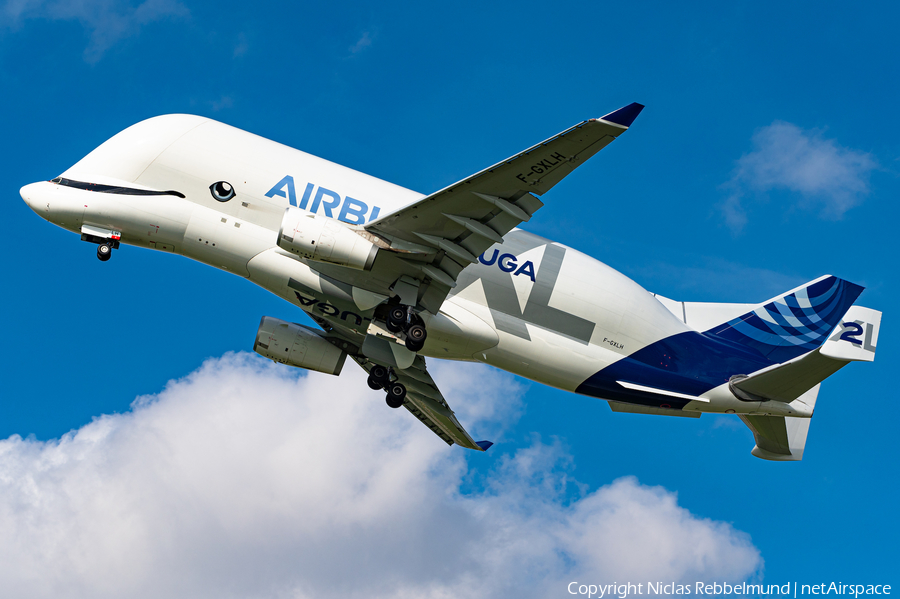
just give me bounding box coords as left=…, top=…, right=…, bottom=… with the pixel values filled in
left=367, top=364, right=407, bottom=409
left=386, top=305, right=428, bottom=352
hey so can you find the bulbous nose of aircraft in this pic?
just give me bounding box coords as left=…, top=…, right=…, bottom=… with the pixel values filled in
left=21, top=180, right=86, bottom=230
left=20, top=182, right=42, bottom=214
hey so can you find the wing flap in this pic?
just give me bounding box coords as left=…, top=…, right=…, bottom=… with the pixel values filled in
left=403, top=396, right=455, bottom=446
left=351, top=355, right=487, bottom=451
left=404, top=392, right=482, bottom=450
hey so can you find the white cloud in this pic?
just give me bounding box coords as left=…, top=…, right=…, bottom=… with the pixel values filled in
left=720, top=121, right=877, bottom=234
left=1, top=0, right=189, bottom=63
left=718, top=194, right=748, bottom=235
left=348, top=30, right=372, bottom=56
left=0, top=352, right=762, bottom=598
left=233, top=31, right=248, bottom=58
left=208, top=95, right=233, bottom=112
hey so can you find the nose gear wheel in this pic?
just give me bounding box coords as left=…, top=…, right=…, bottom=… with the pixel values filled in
left=97, top=243, right=113, bottom=261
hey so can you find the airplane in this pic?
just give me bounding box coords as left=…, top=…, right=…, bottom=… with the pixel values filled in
left=20, top=103, right=882, bottom=461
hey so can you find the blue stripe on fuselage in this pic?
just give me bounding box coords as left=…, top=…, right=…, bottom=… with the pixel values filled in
left=575, top=330, right=774, bottom=408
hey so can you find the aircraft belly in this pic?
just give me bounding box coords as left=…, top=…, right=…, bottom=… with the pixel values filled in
left=453, top=231, right=698, bottom=392
left=247, top=248, right=374, bottom=338
left=182, top=205, right=276, bottom=277
left=481, top=325, right=618, bottom=392
left=247, top=250, right=499, bottom=360
left=419, top=300, right=499, bottom=360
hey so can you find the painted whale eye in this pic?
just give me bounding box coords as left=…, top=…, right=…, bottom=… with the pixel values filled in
left=210, top=181, right=236, bottom=202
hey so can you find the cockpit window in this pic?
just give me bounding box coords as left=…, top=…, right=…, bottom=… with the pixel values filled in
left=51, top=177, right=185, bottom=198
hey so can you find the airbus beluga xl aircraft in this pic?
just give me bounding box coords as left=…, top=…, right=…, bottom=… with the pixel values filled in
left=21, top=103, right=881, bottom=460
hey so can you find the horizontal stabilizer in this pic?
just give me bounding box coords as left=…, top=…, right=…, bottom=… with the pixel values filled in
left=729, top=349, right=844, bottom=404
left=740, top=385, right=818, bottom=461
left=741, top=417, right=815, bottom=462
left=608, top=401, right=700, bottom=418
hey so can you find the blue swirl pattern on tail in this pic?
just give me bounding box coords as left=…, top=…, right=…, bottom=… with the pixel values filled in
left=704, top=276, right=864, bottom=363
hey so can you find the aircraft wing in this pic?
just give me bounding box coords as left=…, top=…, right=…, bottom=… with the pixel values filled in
left=357, top=103, right=644, bottom=313
left=351, top=354, right=491, bottom=451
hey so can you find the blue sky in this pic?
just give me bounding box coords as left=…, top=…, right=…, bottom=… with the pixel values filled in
left=0, top=1, right=897, bottom=596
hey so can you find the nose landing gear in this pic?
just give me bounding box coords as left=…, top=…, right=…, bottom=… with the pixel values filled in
left=96, top=242, right=113, bottom=261
left=81, top=227, right=121, bottom=262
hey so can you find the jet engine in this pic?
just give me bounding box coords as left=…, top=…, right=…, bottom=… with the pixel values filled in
left=277, top=207, right=378, bottom=270
left=253, top=316, right=347, bottom=375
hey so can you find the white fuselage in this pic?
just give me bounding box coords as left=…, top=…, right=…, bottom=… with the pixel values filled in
left=20, top=114, right=802, bottom=418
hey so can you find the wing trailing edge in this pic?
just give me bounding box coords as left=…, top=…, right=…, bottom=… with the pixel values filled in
left=351, top=354, right=489, bottom=451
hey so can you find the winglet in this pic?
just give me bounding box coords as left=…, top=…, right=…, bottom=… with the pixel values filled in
left=475, top=440, right=494, bottom=451
left=599, top=102, right=644, bottom=127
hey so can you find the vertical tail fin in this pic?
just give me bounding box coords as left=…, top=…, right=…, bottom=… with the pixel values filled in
left=704, top=275, right=864, bottom=363
left=820, top=305, right=881, bottom=362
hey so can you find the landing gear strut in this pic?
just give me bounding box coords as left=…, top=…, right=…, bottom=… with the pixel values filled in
left=83, top=231, right=120, bottom=262
left=385, top=305, right=428, bottom=352
left=367, top=364, right=407, bottom=408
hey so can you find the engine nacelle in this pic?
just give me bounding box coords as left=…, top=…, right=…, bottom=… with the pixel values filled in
left=253, top=316, right=347, bottom=375
left=277, top=207, right=378, bottom=270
